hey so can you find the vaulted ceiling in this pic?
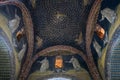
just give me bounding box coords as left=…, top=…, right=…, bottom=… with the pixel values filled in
left=0, top=0, right=120, bottom=80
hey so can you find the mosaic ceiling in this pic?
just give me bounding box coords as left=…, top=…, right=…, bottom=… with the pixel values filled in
left=0, top=0, right=120, bottom=80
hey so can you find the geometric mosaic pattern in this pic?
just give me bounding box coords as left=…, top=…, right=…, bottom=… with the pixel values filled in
left=106, top=28, right=120, bottom=80
left=0, top=37, right=12, bottom=80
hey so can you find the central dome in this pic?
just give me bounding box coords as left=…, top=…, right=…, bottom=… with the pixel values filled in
left=32, top=0, right=92, bottom=49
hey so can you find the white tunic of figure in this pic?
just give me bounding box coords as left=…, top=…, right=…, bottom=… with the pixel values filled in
left=100, top=8, right=116, bottom=23
left=69, top=56, right=81, bottom=71
left=8, top=11, right=21, bottom=33
left=13, top=38, right=17, bottom=47
left=103, top=32, right=109, bottom=46
left=93, top=39, right=102, bottom=58
left=18, top=44, right=26, bottom=62
left=39, top=57, right=49, bottom=72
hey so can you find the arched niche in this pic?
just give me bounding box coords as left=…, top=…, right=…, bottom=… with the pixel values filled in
left=105, top=27, right=120, bottom=80
left=27, top=45, right=92, bottom=80
left=0, top=29, right=15, bottom=80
